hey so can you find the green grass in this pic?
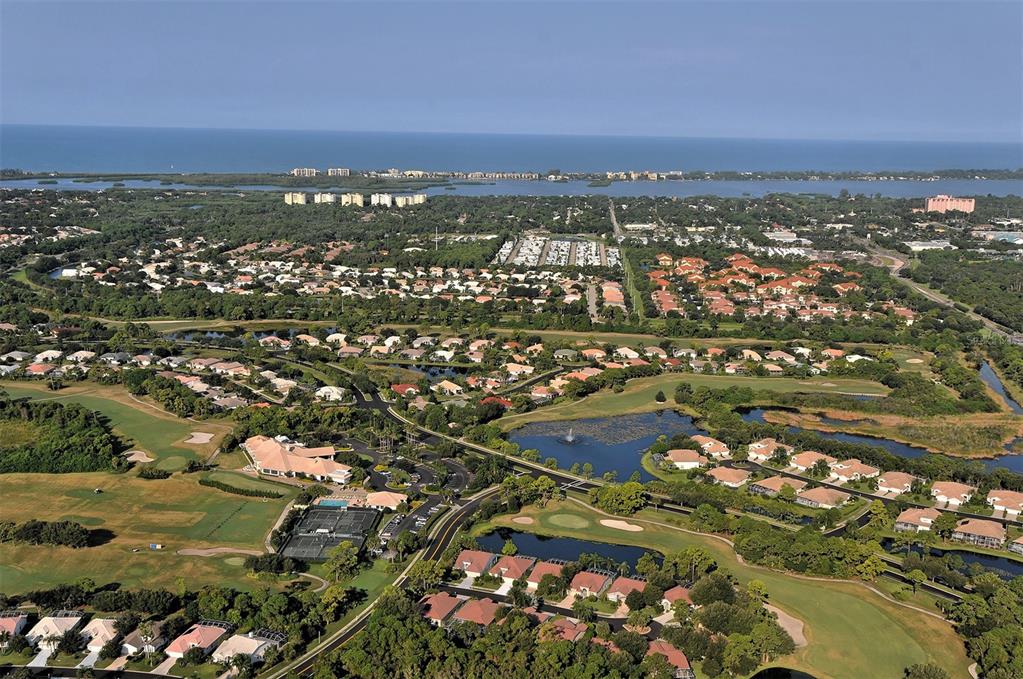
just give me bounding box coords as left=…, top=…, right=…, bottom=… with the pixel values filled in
left=497, top=372, right=889, bottom=430
left=483, top=500, right=972, bottom=679
left=0, top=381, right=233, bottom=469
left=0, top=468, right=294, bottom=593
left=0, top=419, right=41, bottom=447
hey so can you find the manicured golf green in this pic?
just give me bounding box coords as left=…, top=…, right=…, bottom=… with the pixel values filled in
left=498, top=372, right=890, bottom=430
left=1, top=381, right=233, bottom=468
left=484, top=500, right=971, bottom=679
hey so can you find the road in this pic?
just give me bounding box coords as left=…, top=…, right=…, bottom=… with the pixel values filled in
left=608, top=198, right=623, bottom=241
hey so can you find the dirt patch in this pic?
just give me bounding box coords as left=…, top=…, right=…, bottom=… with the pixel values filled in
left=125, top=450, right=154, bottom=463
left=600, top=519, right=644, bottom=532
left=766, top=603, right=807, bottom=647
left=185, top=432, right=215, bottom=444
left=177, top=547, right=262, bottom=557
left=512, top=517, right=535, bottom=525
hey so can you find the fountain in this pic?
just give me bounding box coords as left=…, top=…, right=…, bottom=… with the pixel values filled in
left=563, top=427, right=577, bottom=444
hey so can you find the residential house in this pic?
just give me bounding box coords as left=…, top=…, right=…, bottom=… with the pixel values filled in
left=986, top=489, right=1023, bottom=518
left=121, top=622, right=166, bottom=655
left=606, top=577, right=646, bottom=604
left=488, top=555, right=536, bottom=586
left=421, top=592, right=464, bottom=626
left=895, top=508, right=942, bottom=533
left=706, top=467, right=750, bottom=488
left=431, top=380, right=464, bottom=396
left=1009, top=536, right=1023, bottom=557
left=748, top=475, right=806, bottom=497
left=451, top=598, right=501, bottom=627
left=789, top=451, right=837, bottom=473
left=569, top=571, right=611, bottom=598
left=165, top=622, right=229, bottom=659
left=391, top=383, right=420, bottom=397
left=364, top=491, right=407, bottom=511
left=0, top=613, right=29, bottom=647
left=210, top=631, right=282, bottom=664
left=931, top=481, right=977, bottom=508
left=950, top=519, right=1005, bottom=549
left=26, top=613, right=83, bottom=650
left=691, top=435, right=730, bottom=459
left=666, top=449, right=708, bottom=470
left=315, top=386, right=349, bottom=402
left=661, top=586, right=693, bottom=612
left=80, top=618, right=118, bottom=653
left=746, top=438, right=793, bottom=463
left=829, top=459, right=880, bottom=484
left=646, top=640, right=696, bottom=679
left=453, top=550, right=497, bottom=578
left=796, top=487, right=850, bottom=509
left=526, top=561, right=564, bottom=590
left=877, top=471, right=919, bottom=496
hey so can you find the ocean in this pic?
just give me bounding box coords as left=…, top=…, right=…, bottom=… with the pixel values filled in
left=2, top=124, right=1021, bottom=174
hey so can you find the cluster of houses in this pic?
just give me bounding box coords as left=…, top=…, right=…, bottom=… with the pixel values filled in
left=658, top=434, right=1023, bottom=553
left=0, top=611, right=283, bottom=670
left=436, top=549, right=695, bottom=678
left=647, top=252, right=916, bottom=324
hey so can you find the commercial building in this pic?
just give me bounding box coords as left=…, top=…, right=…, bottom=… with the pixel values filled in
left=925, top=195, right=976, bottom=214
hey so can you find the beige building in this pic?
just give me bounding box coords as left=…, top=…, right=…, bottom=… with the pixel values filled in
left=327, top=167, right=351, bottom=177
left=284, top=192, right=307, bottom=205
left=340, top=193, right=365, bottom=207
left=371, top=193, right=393, bottom=207
left=925, top=195, right=975, bottom=214
left=395, top=194, right=428, bottom=208
left=290, top=167, right=318, bottom=177
left=313, top=192, right=336, bottom=204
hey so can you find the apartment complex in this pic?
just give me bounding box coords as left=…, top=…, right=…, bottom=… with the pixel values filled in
left=290, top=168, right=318, bottom=177
left=327, top=168, right=351, bottom=177
left=925, top=195, right=976, bottom=214
left=284, top=192, right=307, bottom=205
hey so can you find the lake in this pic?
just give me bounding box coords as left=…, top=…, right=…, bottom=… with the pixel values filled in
left=508, top=411, right=707, bottom=481
left=476, top=527, right=651, bottom=568
left=3, top=175, right=1021, bottom=198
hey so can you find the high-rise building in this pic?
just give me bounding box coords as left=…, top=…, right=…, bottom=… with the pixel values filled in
left=284, top=192, right=307, bottom=205
left=925, top=195, right=976, bottom=214
left=328, top=168, right=351, bottom=177
left=290, top=168, right=318, bottom=177
left=340, top=193, right=364, bottom=207
left=313, top=193, right=337, bottom=203
left=371, top=193, right=393, bottom=207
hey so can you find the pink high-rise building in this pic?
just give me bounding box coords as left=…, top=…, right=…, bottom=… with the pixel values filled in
left=925, top=195, right=975, bottom=214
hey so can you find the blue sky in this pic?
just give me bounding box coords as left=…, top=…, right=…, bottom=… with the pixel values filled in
left=2, top=1, right=1020, bottom=142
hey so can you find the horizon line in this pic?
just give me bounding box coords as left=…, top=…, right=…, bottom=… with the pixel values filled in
left=2, top=122, right=1020, bottom=147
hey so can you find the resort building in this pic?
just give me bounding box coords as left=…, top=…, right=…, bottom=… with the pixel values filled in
left=925, top=195, right=976, bottom=214
left=243, top=435, right=351, bottom=484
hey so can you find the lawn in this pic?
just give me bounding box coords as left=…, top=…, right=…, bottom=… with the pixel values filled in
left=484, top=500, right=972, bottom=679
left=0, top=381, right=233, bottom=469
left=0, top=469, right=295, bottom=593
left=0, top=419, right=41, bottom=447
left=497, top=372, right=889, bottom=430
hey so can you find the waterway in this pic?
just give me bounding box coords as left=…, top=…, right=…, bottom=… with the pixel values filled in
left=3, top=175, right=1020, bottom=198
left=476, top=527, right=651, bottom=568
left=979, top=361, right=1023, bottom=415
left=881, top=539, right=1023, bottom=581
left=508, top=411, right=708, bottom=481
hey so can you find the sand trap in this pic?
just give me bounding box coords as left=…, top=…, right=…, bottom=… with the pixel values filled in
left=512, top=517, right=535, bottom=525
left=125, top=450, right=154, bottom=463
left=906, top=358, right=924, bottom=364
left=184, top=432, right=214, bottom=444
left=818, top=382, right=837, bottom=387
left=766, top=604, right=807, bottom=647
left=600, top=519, right=644, bottom=532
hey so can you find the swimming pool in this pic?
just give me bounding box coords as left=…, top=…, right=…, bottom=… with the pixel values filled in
left=318, top=499, right=349, bottom=508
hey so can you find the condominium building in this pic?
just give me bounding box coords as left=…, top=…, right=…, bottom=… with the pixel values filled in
left=290, top=168, right=318, bottom=177
left=925, top=195, right=975, bottom=214
left=371, top=193, right=393, bottom=207
left=340, top=193, right=364, bottom=207
left=327, top=168, right=351, bottom=177
left=313, top=193, right=337, bottom=204
left=394, top=194, right=428, bottom=208
left=284, top=192, right=307, bottom=205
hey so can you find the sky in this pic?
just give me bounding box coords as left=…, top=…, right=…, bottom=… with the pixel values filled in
left=1, top=0, right=1021, bottom=143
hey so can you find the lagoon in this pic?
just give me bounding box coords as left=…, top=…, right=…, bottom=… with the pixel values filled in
left=476, top=527, right=650, bottom=568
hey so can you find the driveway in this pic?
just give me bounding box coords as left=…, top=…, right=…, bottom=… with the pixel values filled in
left=27, top=648, right=52, bottom=667
left=77, top=650, right=101, bottom=668
left=152, top=656, right=178, bottom=674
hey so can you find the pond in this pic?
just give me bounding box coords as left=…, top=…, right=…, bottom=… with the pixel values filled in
left=476, top=527, right=651, bottom=568
left=508, top=411, right=708, bottom=481
left=881, top=538, right=1023, bottom=581
left=738, top=408, right=1023, bottom=474
left=750, top=670, right=817, bottom=679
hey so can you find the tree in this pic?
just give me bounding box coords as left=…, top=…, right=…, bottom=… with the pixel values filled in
left=907, top=569, right=927, bottom=594
left=655, top=390, right=666, bottom=403
left=325, top=541, right=360, bottom=582
left=856, top=553, right=887, bottom=581
left=746, top=579, right=768, bottom=603
left=502, top=539, right=518, bottom=556
left=931, top=511, right=958, bottom=538
left=405, top=559, right=447, bottom=593
left=319, top=585, right=359, bottom=622
left=571, top=598, right=597, bottom=623
left=904, top=663, right=950, bottom=679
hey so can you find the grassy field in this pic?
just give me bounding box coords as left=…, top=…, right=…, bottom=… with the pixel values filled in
left=484, top=500, right=971, bottom=679
left=497, top=372, right=889, bottom=430
left=0, top=420, right=41, bottom=447
left=0, top=469, right=295, bottom=593
left=0, top=381, right=233, bottom=470
left=763, top=409, right=1023, bottom=458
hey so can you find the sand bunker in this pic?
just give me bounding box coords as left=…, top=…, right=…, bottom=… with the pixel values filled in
left=766, top=604, right=807, bottom=647
left=906, top=358, right=924, bottom=364
left=600, top=519, right=643, bottom=532
left=125, top=450, right=154, bottom=463
left=512, top=517, right=535, bottom=525
left=185, top=432, right=214, bottom=444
